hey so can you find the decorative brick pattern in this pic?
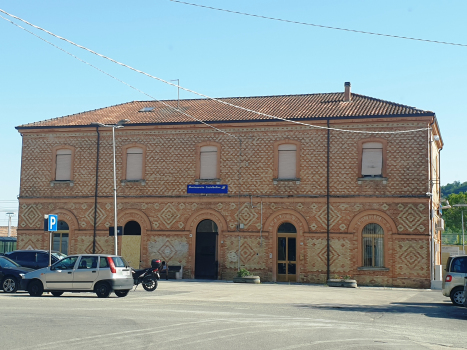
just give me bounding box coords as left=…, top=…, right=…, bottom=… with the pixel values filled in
left=16, top=115, right=440, bottom=288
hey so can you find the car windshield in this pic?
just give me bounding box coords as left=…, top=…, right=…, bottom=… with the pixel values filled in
left=52, top=252, right=67, bottom=260
left=0, top=256, right=21, bottom=268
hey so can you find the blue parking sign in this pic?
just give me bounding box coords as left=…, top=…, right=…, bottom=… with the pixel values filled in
left=48, top=214, right=58, bottom=232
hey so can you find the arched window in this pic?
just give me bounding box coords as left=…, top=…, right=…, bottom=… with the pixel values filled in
left=277, top=222, right=297, bottom=233
left=53, top=220, right=69, bottom=255
left=124, top=221, right=141, bottom=235
left=196, top=219, right=218, bottom=233
left=200, top=146, right=218, bottom=180
left=361, top=142, right=383, bottom=177
left=126, top=147, right=144, bottom=180
left=362, top=223, right=384, bottom=267
left=55, top=149, right=72, bottom=181
left=278, top=144, right=297, bottom=179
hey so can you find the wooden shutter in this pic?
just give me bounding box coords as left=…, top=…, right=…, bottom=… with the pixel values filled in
left=278, top=144, right=296, bottom=179
left=200, top=146, right=217, bottom=179
left=55, top=149, right=72, bottom=180
left=126, top=147, right=143, bottom=180
left=361, top=142, right=383, bottom=176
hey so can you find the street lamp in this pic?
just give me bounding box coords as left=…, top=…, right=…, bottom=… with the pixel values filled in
left=91, top=119, right=130, bottom=255
left=6, top=212, right=14, bottom=237
left=453, top=204, right=467, bottom=253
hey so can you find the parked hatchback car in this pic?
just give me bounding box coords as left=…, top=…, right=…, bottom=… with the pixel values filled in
left=0, top=256, right=33, bottom=293
left=5, top=250, right=67, bottom=269
left=21, top=254, right=134, bottom=298
left=442, top=255, right=467, bottom=306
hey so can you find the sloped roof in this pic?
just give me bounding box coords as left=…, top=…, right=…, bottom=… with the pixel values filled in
left=17, top=92, right=434, bottom=129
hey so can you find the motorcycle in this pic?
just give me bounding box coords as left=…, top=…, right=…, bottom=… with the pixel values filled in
left=132, top=259, right=161, bottom=292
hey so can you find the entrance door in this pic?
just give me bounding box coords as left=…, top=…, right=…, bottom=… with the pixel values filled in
left=195, top=220, right=218, bottom=280
left=121, top=221, right=141, bottom=269
left=276, top=222, right=297, bottom=282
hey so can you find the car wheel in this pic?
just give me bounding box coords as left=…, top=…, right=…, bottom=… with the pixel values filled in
left=95, top=282, right=111, bottom=298
left=115, top=290, right=129, bottom=297
left=2, top=276, right=18, bottom=293
left=51, top=292, right=64, bottom=297
left=450, top=286, right=465, bottom=306
left=28, top=280, right=44, bottom=297
left=142, top=277, right=158, bottom=291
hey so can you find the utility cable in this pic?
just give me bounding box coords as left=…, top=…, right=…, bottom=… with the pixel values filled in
left=1, top=8, right=430, bottom=135
left=170, top=0, right=467, bottom=48
left=0, top=14, right=239, bottom=141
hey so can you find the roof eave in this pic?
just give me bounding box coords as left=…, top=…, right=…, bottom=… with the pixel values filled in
left=15, top=112, right=436, bottom=131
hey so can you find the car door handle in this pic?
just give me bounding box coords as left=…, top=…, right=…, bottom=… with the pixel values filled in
left=68, top=272, right=72, bottom=274
left=92, top=271, right=96, bottom=273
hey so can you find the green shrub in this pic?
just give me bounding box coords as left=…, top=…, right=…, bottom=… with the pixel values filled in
left=237, top=268, right=252, bottom=278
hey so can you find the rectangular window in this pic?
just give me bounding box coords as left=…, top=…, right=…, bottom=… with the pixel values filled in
left=200, top=146, right=217, bottom=179
left=362, top=223, right=384, bottom=267
left=53, top=233, right=69, bottom=255
left=55, top=149, right=72, bottom=180
left=126, top=147, right=143, bottom=180
left=278, top=144, right=297, bottom=179
left=361, top=142, right=383, bottom=177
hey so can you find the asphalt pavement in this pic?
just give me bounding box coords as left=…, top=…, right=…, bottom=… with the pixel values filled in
left=1, top=280, right=466, bottom=350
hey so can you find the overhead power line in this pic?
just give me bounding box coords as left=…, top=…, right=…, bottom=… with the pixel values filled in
left=170, top=0, right=467, bottom=48
left=1, top=8, right=430, bottom=135
left=0, top=14, right=239, bottom=141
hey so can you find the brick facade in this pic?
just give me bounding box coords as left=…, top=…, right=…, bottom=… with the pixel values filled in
left=16, top=94, right=443, bottom=288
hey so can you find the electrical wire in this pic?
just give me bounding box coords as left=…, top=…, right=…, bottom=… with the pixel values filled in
left=0, top=14, right=239, bottom=141
left=1, top=8, right=430, bottom=135
left=170, top=0, right=467, bottom=48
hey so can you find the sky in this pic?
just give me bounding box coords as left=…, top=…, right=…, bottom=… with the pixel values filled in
left=1, top=0, right=466, bottom=226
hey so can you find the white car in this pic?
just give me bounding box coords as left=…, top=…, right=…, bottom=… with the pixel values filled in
left=442, top=255, right=467, bottom=306
left=21, top=254, right=134, bottom=298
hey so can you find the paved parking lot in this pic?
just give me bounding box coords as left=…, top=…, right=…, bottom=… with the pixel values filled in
left=1, top=281, right=466, bottom=349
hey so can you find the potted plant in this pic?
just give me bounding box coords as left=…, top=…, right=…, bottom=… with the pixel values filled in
left=327, top=274, right=357, bottom=288
left=233, top=268, right=260, bottom=284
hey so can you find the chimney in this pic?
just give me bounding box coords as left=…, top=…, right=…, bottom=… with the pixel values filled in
left=344, top=82, right=351, bottom=102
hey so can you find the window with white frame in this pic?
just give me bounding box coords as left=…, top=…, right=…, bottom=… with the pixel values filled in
left=278, top=144, right=297, bottom=179
left=126, top=147, right=143, bottom=180
left=200, top=146, right=218, bottom=179
left=55, top=149, right=72, bottom=181
left=361, top=142, right=383, bottom=177
left=362, top=223, right=384, bottom=267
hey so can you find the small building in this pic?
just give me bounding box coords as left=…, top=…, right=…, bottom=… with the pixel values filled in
left=15, top=83, right=443, bottom=288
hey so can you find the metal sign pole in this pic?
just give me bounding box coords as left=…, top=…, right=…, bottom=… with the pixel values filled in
left=49, top=231, right=52, bottom=267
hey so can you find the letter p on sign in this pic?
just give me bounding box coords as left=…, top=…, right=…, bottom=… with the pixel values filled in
left=48, top=214, right=58, bottom=232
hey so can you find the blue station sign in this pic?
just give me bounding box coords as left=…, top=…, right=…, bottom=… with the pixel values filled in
left=187, top=184, right=228, bottom=194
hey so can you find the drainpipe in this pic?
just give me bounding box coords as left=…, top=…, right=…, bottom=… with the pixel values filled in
left=326, top=119, right=330, bottom=282
left=92, top=126, right=101, bottom=254
left=428, top=122, right=434, bottom=282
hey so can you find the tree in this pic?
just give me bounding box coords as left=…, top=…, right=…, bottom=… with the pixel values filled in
left=441, top=181, right=467, bottom=196
left=442, top=192, right=467, bottom=233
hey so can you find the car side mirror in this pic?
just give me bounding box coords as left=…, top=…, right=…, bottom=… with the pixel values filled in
left=50, top=266, right=55, bottom=271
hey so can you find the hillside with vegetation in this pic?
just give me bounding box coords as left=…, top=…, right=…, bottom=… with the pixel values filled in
left=441, top=181, right=467, bottom=197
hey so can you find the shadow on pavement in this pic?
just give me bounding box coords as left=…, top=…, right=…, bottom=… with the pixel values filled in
left=295, top=301, right=467, bottom=320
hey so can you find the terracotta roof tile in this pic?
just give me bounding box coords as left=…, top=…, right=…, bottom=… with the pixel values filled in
left=17, top=92, right=434, bottom=128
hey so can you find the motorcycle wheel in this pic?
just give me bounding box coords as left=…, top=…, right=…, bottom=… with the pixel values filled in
left=142, top=276, right=158, bottom=291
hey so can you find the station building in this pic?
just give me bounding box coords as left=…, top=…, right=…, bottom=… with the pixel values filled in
left=15, top=83, right=443, bottom=288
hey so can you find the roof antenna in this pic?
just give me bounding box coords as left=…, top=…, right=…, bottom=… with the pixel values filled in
left=170, top=79, right=180, bottom=109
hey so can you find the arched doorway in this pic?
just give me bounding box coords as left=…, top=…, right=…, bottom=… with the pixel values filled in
left=195, top=219, right=218, bottom=279
left=53, top=220, right=69, bottom=255
left=277, top=222, right=297, bottom=282
left=122, top=220, right=141, bottom=269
